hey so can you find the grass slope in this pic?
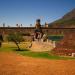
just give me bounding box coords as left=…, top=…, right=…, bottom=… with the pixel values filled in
left=49, top=18, right=75, bottom=27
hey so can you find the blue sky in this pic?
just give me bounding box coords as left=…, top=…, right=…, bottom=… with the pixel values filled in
left=0, top=0, right=75, bottom=27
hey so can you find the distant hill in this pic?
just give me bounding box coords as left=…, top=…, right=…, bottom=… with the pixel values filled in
left=49, top=8, right=75, bottom=28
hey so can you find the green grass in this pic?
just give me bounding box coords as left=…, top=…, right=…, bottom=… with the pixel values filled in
left=0, top=47, right=14, bottom=52
left=0, top=42, right=75, bottom=60
left=15, top=51, right=75, bottom=60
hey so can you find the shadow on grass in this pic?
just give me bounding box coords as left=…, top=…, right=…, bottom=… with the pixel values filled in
left=6, top=46, right=29, bottom=52
left=13, top=48, right=29, bottom=51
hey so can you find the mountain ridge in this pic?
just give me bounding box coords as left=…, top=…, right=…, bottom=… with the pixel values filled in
left=49, top=8, right=75, bottom=28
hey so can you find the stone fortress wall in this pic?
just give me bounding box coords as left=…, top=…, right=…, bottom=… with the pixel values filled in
left=0, top=27, right=75, bottom=35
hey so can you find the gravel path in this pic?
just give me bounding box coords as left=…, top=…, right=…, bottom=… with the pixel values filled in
left=0, top=52, right=75, bottom=75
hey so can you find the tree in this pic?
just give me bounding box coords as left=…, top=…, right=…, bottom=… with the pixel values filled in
left=3, top=23, right=5, bottom=27
left=30, top=24, right=32, bottom=27
left=7, top=32, right=24, bottom=50
left=21, top=24, right=22, bottom=27
left=0, top=34, right=3, bottom=47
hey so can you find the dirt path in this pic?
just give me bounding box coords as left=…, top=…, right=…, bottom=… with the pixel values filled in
left=0, top=52, right=75, bottom=75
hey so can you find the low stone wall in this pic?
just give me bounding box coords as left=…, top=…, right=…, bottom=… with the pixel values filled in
left=30, top=41, right=55, bottom=52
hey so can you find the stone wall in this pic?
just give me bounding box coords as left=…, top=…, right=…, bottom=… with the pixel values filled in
left=0, top=27, right=75, bottom=35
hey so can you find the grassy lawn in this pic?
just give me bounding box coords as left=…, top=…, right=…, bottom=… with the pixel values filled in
left=0, top=42, right=75, bottom=60
left=16, top=51, right=75, bottom=60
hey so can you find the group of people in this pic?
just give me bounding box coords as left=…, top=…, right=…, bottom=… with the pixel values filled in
left=32, top=31, right=48, bottom=42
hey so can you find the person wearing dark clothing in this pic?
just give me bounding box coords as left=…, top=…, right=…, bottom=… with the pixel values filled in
left=0, top=34, right=3, bottom=47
